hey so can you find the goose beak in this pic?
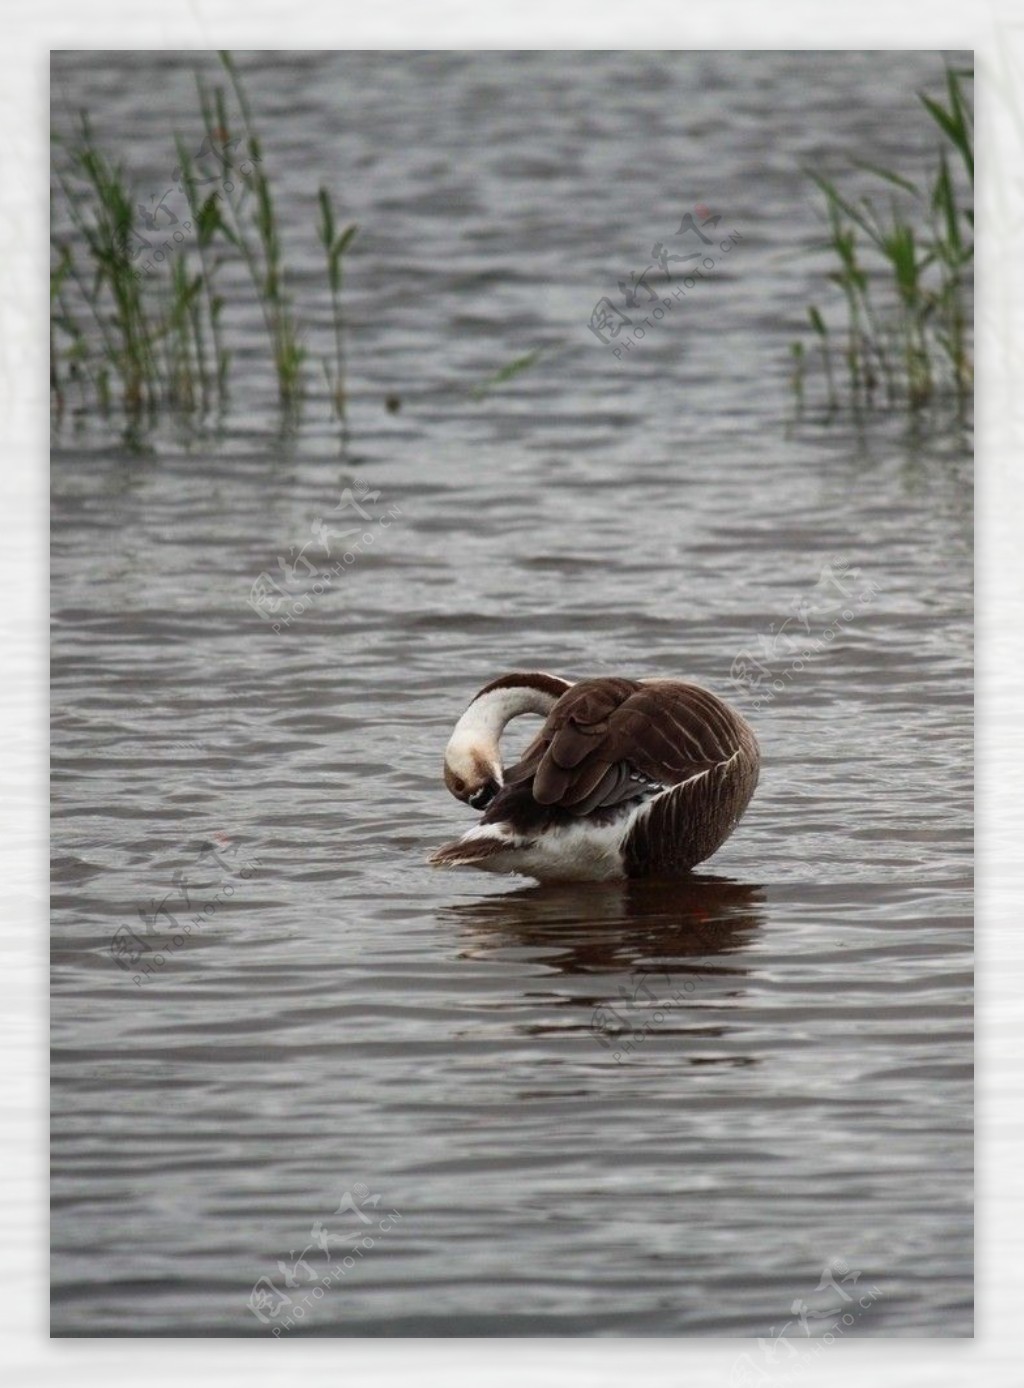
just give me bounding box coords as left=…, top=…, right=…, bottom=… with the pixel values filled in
left=468, top=779, right=499, bottom=811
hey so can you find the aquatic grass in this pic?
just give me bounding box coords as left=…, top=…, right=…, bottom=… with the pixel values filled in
left=807, top=305, right=837, bottom=410
left=51, top=51, right=360, bottom=432
left=217, top=51, right=305, bottom=405
left=173, top=133, right=230, bottom=405
left=52, top=116, right=163, bottom=415
left=51, top=114, right=226, bottom=419
left=469, top=346, right=550, bottom=400
left=204, top=51, right=306, bottom=405
left=795, top=64, right=973, bottom=416
left=50, top=238, right=90, bottom=417
left=164, top=254, right=205, bottom=411
left=316, top=186, right=358, bottom=420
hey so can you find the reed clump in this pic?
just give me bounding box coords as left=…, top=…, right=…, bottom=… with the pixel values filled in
left=792, top=64, right=972, bottom=416
left=51, top=52, right=358, bottom=427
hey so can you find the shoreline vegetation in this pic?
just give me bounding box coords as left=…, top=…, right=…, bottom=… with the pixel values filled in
left=51, top=54, right=972, bottom=441
left=51, top=51, right=358, bottom=430
left=791, top=64, right=973, bottom=419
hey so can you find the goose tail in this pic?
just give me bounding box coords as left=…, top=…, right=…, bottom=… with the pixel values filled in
left=428, top=825, right=532, bottom=870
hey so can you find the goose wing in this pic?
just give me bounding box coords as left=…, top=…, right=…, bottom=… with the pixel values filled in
left=504, top=678, right=751, bottom=818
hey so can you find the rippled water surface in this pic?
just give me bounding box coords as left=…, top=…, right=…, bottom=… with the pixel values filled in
left=51, top=50, right=972, bottom=1337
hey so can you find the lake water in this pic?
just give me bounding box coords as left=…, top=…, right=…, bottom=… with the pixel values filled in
left=50, top=49, right=973, bottom=1338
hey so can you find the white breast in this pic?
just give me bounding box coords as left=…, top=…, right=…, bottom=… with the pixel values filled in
left=454, top=804, right=650, bottom=882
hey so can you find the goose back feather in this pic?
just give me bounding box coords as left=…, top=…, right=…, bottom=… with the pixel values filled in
left=431, top=675, right=759, bottom=881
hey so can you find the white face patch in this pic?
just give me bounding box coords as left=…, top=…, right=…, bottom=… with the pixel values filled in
left=443, top=731, right=501, bottom=801
left=445, top=731, right=488, bottom=777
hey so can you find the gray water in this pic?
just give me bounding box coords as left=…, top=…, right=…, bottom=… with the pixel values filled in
left=50, top=50, right=972, bottom=1338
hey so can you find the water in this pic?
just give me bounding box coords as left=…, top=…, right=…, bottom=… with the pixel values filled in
left=50, top=49, right=972, bottom=1337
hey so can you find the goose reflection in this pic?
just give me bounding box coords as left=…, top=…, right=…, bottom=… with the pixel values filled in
left=439, top=875, right=766, bottom=1068
left=441, top=874, right=764, bottom=972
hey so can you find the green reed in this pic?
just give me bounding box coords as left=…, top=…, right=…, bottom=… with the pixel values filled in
left=173, top=131, right=229, bottom=405
left=51, top=52, right=358, bottom=426
left=469, top=346, right=550, bottom=400
left=50, top=236, right=89, bottom=418
left=794, top=64, right=973, bottom=415
left=204, top=50, right=305, bottom=404
left=316, top=186, right=358, bottom=420
left=52, top=115, right=162, bottom=416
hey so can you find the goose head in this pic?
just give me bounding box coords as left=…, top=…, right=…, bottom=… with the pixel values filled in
left=441, top=671, right=573, bottom=813
left=443, top=733, right=503, bottom=810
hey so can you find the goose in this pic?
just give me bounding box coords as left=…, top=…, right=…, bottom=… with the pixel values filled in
left=429, top=672, right=759, bottom=882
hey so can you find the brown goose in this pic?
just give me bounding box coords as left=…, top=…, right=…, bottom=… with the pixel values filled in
left=429, top=672, right=759, bottom=882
